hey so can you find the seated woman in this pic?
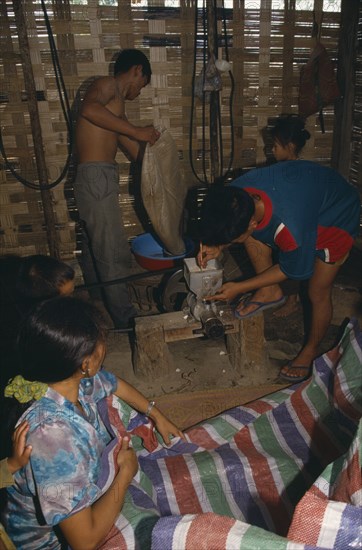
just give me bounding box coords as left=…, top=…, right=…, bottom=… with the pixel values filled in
left=2, top=296, right=184, bottom=550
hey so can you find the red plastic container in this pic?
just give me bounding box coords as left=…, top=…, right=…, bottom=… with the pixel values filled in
left=131, top=233, right=194, bottom=271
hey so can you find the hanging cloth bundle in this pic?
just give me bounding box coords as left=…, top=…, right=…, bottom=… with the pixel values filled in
left=298, top=14, right=340, bottom=133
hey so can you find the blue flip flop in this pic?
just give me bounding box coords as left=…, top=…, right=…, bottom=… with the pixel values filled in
left=230, top=292, right=253, bottom=308
left=279, top=362, right=311, bottom=383
left=234, top=295, right=287, bottom=319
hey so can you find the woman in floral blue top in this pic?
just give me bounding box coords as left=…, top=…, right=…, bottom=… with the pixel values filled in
left=2, top=296, right=184, bottom=549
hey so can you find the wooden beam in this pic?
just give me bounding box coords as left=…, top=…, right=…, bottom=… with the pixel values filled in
left=331, top=0, right=359, bottom=177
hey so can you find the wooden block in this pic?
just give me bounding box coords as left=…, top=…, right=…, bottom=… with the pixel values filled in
left=162, top=311, right=203, bottom=342
left=133, top=316, right=173, bottom=380
left=134, top=311, right=268, bottom=383
left=226, top=314, right=270, bottom=384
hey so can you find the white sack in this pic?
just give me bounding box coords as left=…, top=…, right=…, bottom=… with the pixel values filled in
left=141, top=129, right=187, bottom=255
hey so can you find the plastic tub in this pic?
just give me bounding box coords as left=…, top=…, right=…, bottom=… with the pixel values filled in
left=131, top=233, right=194, bottom=271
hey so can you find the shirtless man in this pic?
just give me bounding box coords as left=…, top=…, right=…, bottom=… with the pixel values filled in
left=74, top=49, right=160, bottom=328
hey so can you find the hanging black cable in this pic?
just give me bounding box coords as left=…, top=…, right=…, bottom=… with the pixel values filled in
left=188, top=0, right=235, bottom=185
left=189, top=3, right=207, bottom=184
left=220, top=0, right=235, bottom=180
left=201, top=0, right=209, bottom=184
left=0, top=1, right=72, bottom=190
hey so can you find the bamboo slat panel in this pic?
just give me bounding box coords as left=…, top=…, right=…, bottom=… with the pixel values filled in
left=0, top=1, right=351, bottom=260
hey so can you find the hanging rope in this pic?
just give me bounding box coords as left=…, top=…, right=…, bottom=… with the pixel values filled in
left=189, top=0, right=235, bottom=185
left=0, top=0, right=72, bottom=190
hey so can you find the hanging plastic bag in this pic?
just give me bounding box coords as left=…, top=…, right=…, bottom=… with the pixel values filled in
left=203, top=53, right=222, bottom=92
left=194, top=54, right=222, bottom=101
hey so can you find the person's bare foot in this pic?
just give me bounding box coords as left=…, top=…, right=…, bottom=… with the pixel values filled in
left=273, top=294, right=299, bottom=318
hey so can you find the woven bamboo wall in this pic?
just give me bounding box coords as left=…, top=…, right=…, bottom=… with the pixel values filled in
left=0, top=0, right=354, bottom=260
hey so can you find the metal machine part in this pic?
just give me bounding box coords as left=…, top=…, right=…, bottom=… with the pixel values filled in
left=159, top=268, right=188, bottom=312
left=184, top=258, right=223, bottom=300
left=186, top=293, right=224, bottom=339
left=160, top=260, right=234, bottom=340
left=184, top=259, right=230, bottom=339
left=200, top=309, right=225, bottom=339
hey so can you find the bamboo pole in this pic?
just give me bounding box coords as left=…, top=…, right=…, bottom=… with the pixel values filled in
left=13, top=0, right=60, bottom=258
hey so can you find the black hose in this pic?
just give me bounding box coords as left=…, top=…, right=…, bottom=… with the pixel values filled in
left=188, top=0, right=235, bottom=185
left=0, top=1, right=72, bottom=190
left=0, top=265, right=181, bottom=308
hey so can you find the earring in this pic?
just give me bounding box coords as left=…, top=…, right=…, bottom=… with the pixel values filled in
left=81, top=362, right=93, bottom=395
left=81, top=362, right=90, bottom=377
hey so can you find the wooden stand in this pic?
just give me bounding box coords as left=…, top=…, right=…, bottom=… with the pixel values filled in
left=133, top=310, right=269, bottom=385
left=226, top=315, right=270, bottom=385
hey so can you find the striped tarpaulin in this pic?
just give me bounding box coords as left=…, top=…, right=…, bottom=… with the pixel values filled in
left=96, top=318, right=361, bottom=550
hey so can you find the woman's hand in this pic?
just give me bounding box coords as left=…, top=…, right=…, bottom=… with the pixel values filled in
left=113, top=379, right=185, bottom=447
left=153, top=414, right=185, bottom=446
left=60, top=435, right=138, bottom=550
left=116, top=436, right=138, bottom=483
left=204, top=282, right=243, bottom=302
left=7, top=421, right=32, bottom=474
left=197, top=244, right=223, bottom=269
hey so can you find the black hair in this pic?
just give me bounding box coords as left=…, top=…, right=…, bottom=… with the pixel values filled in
left=199, top=186, right=255, bottom=246
left=16, top=255, right=75, bottom=300
left=113, top=48, right=152, bottom=83
left=0, top=296, right=106, bottom=459
left=270, top=114, right=311, bottom=155
left=17, top=296, right=106, bottom=384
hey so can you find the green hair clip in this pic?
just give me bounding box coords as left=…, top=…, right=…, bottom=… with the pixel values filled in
left=4, top=375, right=48, bottom=403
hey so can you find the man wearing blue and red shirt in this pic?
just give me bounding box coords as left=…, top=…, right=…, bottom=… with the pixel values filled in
left=198, top=161, right=360, bottom=382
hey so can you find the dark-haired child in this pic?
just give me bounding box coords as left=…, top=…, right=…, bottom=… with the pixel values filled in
left=270, top=113, right=310, bottom=162
left=16, top=254, right=75, bottom=302
left=0, top=254, right=76, bottom=419
left=0, top=421, right=32, bottom=489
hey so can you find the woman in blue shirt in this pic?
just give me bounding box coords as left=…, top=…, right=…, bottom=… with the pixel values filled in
left=2, top=296, right=183, bottom=549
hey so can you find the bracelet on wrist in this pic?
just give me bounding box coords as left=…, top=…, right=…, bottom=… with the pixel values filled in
left=145, top=400, right=155, bottom=417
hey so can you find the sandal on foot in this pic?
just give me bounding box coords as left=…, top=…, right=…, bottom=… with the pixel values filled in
left=234, top=295, right=287, bottom=320
left=279, top=362, right=311, bottom=383
left=230, top=292, right=253, bottom=308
